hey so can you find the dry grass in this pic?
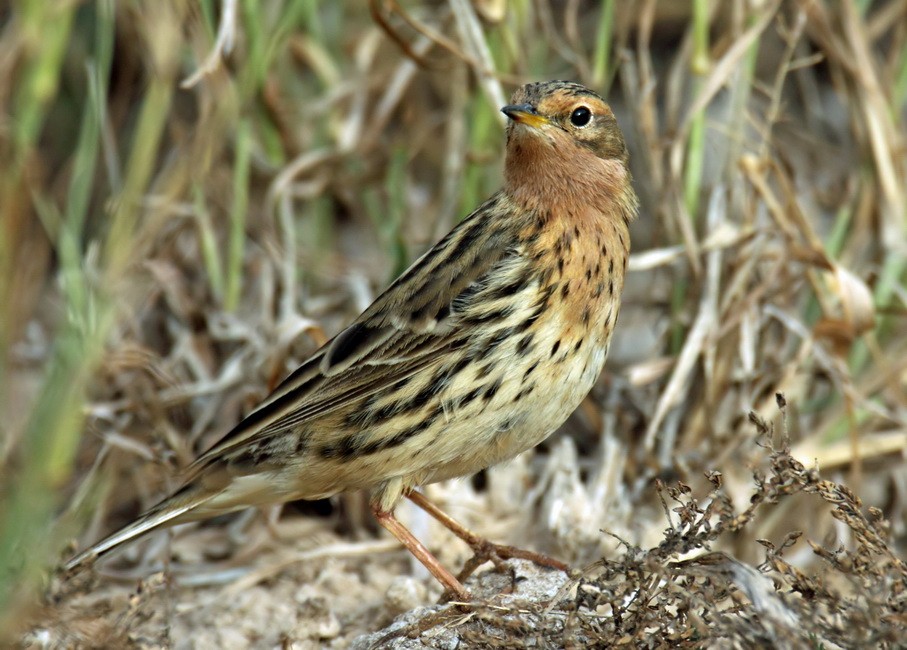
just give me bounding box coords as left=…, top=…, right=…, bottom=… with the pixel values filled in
left=357, top=403, right=907, bottom=648
left=1, top=0, right=906, bottom=647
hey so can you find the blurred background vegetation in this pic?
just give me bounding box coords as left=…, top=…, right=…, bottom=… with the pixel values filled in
left=1, top=0, right=905, bottom=645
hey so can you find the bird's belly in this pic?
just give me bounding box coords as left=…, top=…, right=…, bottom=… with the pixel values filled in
left=418, top=322, right=613, bottom=483
left=279, top=296, right=620, bottom=507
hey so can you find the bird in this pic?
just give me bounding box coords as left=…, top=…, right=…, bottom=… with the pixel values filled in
left=64, top=80, right=637, bottom=601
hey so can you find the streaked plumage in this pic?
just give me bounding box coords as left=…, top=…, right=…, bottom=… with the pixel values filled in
left=65, top=81, right=637, bottom=600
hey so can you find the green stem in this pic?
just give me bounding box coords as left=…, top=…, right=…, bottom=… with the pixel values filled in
left=226, top=119, right=252, bottom=311
left=592, top=0, right=615, bottom=90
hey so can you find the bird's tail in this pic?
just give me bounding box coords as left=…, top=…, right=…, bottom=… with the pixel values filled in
left=62, top=493, right=210, bottom=572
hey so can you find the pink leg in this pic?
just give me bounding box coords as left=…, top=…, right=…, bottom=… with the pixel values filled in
left=406, top=491, right=569, bottom=581
left=372, top=504, right=470, bottom=602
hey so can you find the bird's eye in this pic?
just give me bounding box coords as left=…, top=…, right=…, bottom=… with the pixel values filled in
left=569, top=106, right=592, bottom=127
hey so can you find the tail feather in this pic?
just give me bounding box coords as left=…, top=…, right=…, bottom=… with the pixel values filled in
left=63, top=469, right=275, bottom=571
left=63, top=498, right=205, bottom=572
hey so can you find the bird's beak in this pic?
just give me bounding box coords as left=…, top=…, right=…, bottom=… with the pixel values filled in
left=501, top=103, right=550, bottom=129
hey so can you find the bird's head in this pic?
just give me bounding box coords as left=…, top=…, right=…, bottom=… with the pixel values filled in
left=502, top=80, right=629, bottom=165
left=501, top=80, right=634, bottom=215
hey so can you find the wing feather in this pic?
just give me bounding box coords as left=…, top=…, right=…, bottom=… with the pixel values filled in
left=190, top=193, right=521, bottom=468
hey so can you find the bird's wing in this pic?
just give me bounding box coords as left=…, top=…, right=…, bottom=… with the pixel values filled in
left=188, top=193, right=522, bottom=469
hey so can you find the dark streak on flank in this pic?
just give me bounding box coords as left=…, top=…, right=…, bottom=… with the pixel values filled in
left=358, top=410, right=441, bottom=456
left=319, top=433, right=359, bottom=460
left=513, top=384, right=536, bottom=402
left=457, top=387, right=482, bottom=409
left=490, top=271, right=533, bottom=300
left=494, top=325, right=520, bottom=351
left=474, top=362, right=494, bottom=380
left=515, top=309, right=542, bottom=334
left=381, top=418, right=435, bottom=451
left=516, top=333, right=535, bottom=356
left=522, top=361, right=539, bottom=382
left=474, top=339, right=497, bottom=362
left=447, top=353, right=474, bottom=381
left=463, top=305, right=515, bottom=326
left=483, top=379, right=503, bottom=401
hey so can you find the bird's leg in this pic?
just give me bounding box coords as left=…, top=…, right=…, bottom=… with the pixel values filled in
left=371, top=504, right=471, bottom=602
left=406, top=490, right=569, bottom=582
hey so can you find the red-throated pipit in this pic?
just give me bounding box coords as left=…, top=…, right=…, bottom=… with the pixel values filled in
left=65, top=80, right=637, bottom=601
